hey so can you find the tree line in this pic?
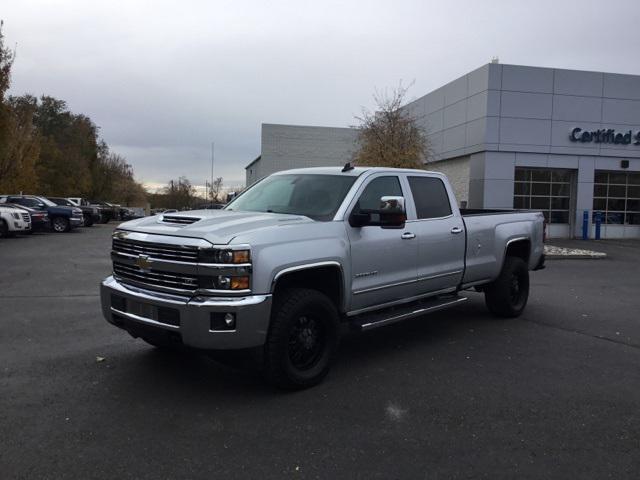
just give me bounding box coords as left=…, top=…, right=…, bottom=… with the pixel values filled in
left=0, top=22, right=146, bottom=205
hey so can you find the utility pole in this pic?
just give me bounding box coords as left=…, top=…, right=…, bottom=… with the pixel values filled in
left=210, top=142, right=215, bottom=202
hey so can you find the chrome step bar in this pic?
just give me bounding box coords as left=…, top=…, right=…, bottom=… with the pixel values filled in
left=353, top=295, right=468, bottom=332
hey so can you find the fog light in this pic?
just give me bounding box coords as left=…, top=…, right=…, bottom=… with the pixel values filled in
left=210, top=312, right=236, bottom=331
left=224, top=313, right=235, bottom=327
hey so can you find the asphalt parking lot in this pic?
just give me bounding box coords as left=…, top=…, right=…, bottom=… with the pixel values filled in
left=1, top=226, right=640, bottom=479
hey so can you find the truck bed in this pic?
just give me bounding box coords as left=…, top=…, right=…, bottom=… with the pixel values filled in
left=460, top=209, right=545, bottom=287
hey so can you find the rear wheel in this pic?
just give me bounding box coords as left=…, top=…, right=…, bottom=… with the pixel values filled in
left=484, top=256, right=529, bottom=318
left=52, top=216, right=70, bottom=233
left=264, top=288, right=339, bottom=390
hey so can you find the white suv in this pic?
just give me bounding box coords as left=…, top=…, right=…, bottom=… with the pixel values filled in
left=0, top=204, right=31, bottom=237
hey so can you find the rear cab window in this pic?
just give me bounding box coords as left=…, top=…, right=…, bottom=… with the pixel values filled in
left=407, top=176, right=452, bottom=219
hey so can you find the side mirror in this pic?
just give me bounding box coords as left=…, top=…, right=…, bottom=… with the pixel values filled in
left=349, top=196, right=407, bottom=229
left=38, top=203, right=46, bottom=209
left=378, top=196, right=406, bottom=228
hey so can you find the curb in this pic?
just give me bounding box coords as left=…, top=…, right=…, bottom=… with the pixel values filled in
left=545, top=254, right=607, bottom=260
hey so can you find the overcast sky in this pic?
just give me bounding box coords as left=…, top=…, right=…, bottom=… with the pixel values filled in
left=3, top=0, right=640, bottom=188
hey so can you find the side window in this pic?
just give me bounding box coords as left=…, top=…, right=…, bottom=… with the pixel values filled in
left=354, top=176, right=402, bottom=221
left=408, top=176, right=452, bottom=219
left=356, top=176, right=403, bottom=211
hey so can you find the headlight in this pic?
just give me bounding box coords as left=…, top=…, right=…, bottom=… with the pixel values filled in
left=198, top=248, right=251, bottom=264
left=12, top=212, right=20, bottom=219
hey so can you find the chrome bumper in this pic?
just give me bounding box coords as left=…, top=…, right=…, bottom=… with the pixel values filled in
left=100, top=276, right=272, bottom=350
left=70, top=217, right=84, bottom=227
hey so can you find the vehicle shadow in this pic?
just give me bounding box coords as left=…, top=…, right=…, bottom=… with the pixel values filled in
left=104, top=296, right=496, bottom=400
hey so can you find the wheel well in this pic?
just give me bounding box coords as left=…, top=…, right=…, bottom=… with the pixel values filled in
left=505, top=239, right=530, bottom=262
left=273, top=266, right=343, bottom=311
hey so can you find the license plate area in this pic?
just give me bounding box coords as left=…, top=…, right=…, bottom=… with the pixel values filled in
left=127, top=299, right=157, bottom=320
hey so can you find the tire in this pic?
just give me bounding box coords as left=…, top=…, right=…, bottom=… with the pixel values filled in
left=0, top=219, right=9, bottom=238
left=484, top=256, right=530, bottom=318
left=51, top=216, right=70, bottom=233
left=264, top=288, right=339, bottom=390
left=84, top=215, right=94, bottom=227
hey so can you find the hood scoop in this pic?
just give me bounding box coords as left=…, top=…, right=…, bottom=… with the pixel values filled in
left=160, top=214, right=201, bottom=225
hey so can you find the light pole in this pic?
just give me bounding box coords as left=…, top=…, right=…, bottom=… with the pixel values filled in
left=210, top=141, right=215, bottom=203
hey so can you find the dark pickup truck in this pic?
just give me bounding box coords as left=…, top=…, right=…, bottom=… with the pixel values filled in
left=48, top=197, right=101, bottom=227
left=0, top=195, right=83, bottom=232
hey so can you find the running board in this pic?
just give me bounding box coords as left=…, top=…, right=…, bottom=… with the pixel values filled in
left=351, top=295, right=468, bottom=332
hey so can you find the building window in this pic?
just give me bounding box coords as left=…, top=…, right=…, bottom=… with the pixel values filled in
left=592, top=171, right=640, bottom=225
left=513, top=168, right=573, bottom=224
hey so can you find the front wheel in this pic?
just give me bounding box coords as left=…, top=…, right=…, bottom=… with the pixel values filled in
left=264, top=288, right=339, bottom=390
left=52, top=216, right=70, bottom=233
left=0, top=219, right=10, bottom=238
left=484, top=256, right=530, bottom=318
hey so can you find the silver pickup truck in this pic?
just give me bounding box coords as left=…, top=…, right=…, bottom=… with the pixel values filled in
left=101, top=166, right=545, bottom=389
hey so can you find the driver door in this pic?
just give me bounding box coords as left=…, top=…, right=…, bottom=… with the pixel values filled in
left=346, top=174, right=419, bottom=312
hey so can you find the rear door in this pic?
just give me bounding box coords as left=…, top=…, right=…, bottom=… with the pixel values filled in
left=346, top=174, right=419, bottom=311
left=406, top=175, right=466, bottom=293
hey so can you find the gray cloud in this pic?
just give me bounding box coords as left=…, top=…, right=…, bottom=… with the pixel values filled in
left=4, top=0, right=640, bottom=186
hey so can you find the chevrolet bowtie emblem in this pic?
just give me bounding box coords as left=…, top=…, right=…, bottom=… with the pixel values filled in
left=135, top=254, right=153, bottom=271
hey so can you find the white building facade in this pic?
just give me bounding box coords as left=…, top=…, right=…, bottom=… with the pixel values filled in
left=247, top=63, right=640, bottom=239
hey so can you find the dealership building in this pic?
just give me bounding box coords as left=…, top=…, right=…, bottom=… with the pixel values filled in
left=246, top=63, right=640, bottom=238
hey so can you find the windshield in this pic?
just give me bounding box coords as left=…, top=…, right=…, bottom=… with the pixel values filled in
left=38, top=197, right=57, bottom=207
left=226, top=174, right=357, bottom=221
left=48, top=197, right=73, bottom=206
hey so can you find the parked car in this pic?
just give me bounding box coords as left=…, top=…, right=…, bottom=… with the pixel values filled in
left=121, top=207, right=145, bottom=220
left=87, top=201, right=120, bottom=223
left=0, top=195, right=83, bottom=233
left=48, top=197, right=101, bottom=227
left=0, top=204, right=31, bottom=237
left=4, top=203, right=51, bottom=232
left=100, top=166, right=545, bottom=389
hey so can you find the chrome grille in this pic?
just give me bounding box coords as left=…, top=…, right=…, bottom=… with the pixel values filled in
left=162, top=215, right=200, bottom=225
left=112, top=238, right=199, bottom=263
left=21, top=213, right=30, bottom=223
left=113, top=261, right=199, bottom=292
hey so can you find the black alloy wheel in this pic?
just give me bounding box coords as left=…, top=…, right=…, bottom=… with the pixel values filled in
left=264, top=288, right=339, bottom=389
left=484, top=256, right=530, bottom=318
left=288, top=315, right=326, bottom=371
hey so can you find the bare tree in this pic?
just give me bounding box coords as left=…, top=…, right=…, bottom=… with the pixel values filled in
left=352, top=82, right=431, bottom=168
left=211, top=176, right=223, bottom=202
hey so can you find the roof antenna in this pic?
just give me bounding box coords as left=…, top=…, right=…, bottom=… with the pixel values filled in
left=342, top=162, right=354, bottom=172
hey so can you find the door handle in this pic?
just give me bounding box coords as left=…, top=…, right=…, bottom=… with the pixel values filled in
left=401, top=232, right=416, bottom=240
left=450, top=227, right=463, bottom=234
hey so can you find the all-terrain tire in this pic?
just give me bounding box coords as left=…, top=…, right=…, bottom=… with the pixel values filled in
left=484, top=256, right=529, bottom=318
left=264, top=288, right=339, bottom=390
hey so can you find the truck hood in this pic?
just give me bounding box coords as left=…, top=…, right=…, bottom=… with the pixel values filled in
left=118, top=209, right=315, bottom=245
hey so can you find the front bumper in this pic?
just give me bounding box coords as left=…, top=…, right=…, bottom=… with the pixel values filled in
left=100, top=276, right=272, bottom=350
left=70, top=217, right=84, bottom=228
